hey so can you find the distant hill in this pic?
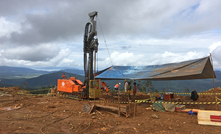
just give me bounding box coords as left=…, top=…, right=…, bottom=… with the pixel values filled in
left=0, top=66, right=49, bottom=79
left=0, top=71, right=85, bottom=89
left=152, top=78, right=221, bottom=93
left=62, top=69, right=84, bottom=76
left=25, top=71, right=85, bottom=88
left=0, top=67, right=220, bottom=92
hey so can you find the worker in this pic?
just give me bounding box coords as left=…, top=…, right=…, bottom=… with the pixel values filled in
left=127, top=82, right=131, bottom=98
left=124, top=80, right=128, bottom=94
left=133, top=82, right=137, bottom=98
left=105, top=87, right=109, bottom=93
left=50, top=86, right=55, bottom=96
left=62, top=73, right=65, bottom=79
left=191, top=89, right=199, bottom=101
left=114, top=83, right=121, bottom=93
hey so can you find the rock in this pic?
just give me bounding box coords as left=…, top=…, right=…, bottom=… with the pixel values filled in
left=138, top=124, right=140, bottom=126
left=151, top=114, right=159, bottom=119
left=101, top=127, right=106, bottom=131
left=92, top=116, right=96, bottom=119
left=145, top=107, right=152, bottom=110
left=183, top=122, right=186, bottom=124
left=79, top=112, right=81, bottom=114
left=22, top=97, right=27, bottom=99
left=48, top=105, right=56, bottom=108
left=15, top=104, right=19, bottom=107
left=169, top=127, right=172, bottom=130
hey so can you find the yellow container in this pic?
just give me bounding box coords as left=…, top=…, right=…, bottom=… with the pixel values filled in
left=89, top=79, right=101, bottom=99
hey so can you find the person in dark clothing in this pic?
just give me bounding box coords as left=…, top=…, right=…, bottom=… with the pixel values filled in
left=127, top=82, right=131, bottom=99
left=191, top=89, right=199, bottom=101
left=133, top=82, right=137, bottom=98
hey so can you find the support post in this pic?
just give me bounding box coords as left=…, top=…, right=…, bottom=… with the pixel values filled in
left=118, top=80, right=120, bottom=116
left=210, top=53, right=217, bottom=110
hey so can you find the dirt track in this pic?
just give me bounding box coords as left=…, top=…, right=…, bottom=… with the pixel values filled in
left=0, top=92, right=220, bottom=134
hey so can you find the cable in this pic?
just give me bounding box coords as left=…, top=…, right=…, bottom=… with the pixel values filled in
left=0, top=103, right=32, bottom=115
left=97, top=16, right=113, bottom=66
left=75, top=122, right=92, bottom=134
left=212, top=55, right=221, bottom=62
left=40, top=110, right=73, bottom=134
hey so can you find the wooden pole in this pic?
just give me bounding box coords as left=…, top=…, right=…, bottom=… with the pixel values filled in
left=210, top=53, right=217, bottom=110
left=118, top=80, right=120, bottom=116
left=134, top=102, right=136, bottom=118
left=210, top=53, right=216, bottom=90
left=149, top=85, right=151, bottom=100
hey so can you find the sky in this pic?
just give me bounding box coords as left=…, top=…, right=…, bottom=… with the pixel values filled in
left=0, top=0, right=221, bottom=71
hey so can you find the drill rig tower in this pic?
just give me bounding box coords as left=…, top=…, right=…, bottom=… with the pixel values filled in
left=83, top=11, right=100, bottom=99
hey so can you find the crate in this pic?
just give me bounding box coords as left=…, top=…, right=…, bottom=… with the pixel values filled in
left=164, top=94, right=170, bottom=100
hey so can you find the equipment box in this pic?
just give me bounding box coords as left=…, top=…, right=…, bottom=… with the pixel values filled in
left=164, top=94, right=170, bottom=100
left=89, top=79, right=101, bottom=99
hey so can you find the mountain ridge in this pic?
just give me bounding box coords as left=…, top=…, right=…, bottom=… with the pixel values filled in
left=0, top=66, right=220, bottom=92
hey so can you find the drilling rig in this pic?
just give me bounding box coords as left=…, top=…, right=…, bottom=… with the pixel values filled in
left=57, top=11, right=101, bottom=99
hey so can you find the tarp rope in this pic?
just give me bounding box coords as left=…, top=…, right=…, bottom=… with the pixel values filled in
left=212, top=55, right=221, bottom=62
left=97, top=16, right=126, bottom=77
left=98, top=16, right=113, bottom=66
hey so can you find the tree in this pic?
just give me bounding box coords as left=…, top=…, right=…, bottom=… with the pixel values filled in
left=144, top=80, right=152, bottom=93
left=137, top=80, right=152, bottom=93
left=184, top=87, right=190, bottom=93
left=23, top=83, right=27, bottom=89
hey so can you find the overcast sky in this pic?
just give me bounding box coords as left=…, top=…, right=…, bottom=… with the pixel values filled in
left=0, top=0, right=221, bottom=70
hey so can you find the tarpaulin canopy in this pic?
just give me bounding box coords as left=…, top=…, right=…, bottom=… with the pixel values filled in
left=95, top=56, right=216, bottom=80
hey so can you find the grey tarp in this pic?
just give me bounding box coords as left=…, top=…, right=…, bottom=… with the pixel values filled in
left=95, top=56, right=216, bottom=80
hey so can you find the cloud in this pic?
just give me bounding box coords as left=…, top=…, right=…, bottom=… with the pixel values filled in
left=98, top=50, right=205, bottom=69
left=1, top=43, right=59, bottom=61
left=0, top=0, right=220, bottom=70
left=209, top=42, right=221, bottom=69
left=209, top=42, right=221, bottom=53
left=57, top=58, right=80, bottom=67
left=0, top=17, right=22, bottom=38
left=0, top=48, right=72, bottom=67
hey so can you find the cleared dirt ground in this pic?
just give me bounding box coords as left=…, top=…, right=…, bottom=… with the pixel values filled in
left=0, top=88, right=221, bottom=134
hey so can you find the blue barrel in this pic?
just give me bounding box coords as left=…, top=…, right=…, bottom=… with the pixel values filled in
left=161, top=93, right=164, bottom=100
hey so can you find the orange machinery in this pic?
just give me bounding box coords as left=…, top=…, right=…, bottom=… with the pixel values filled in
left=57, top=77, right=85, bottom=98
left=101, top=82, right=109, bottom=92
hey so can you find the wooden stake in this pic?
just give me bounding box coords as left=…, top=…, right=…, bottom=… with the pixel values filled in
left=149, top=85, right=151, bottom=100
left=134, top=103, right=136, bottom=118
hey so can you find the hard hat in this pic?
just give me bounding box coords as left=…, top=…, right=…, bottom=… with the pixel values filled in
left=119, top=83, right=121, bottom=85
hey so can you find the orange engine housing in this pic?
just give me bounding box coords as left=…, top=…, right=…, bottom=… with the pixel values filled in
left=57, top=77, right=84, bottom=93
